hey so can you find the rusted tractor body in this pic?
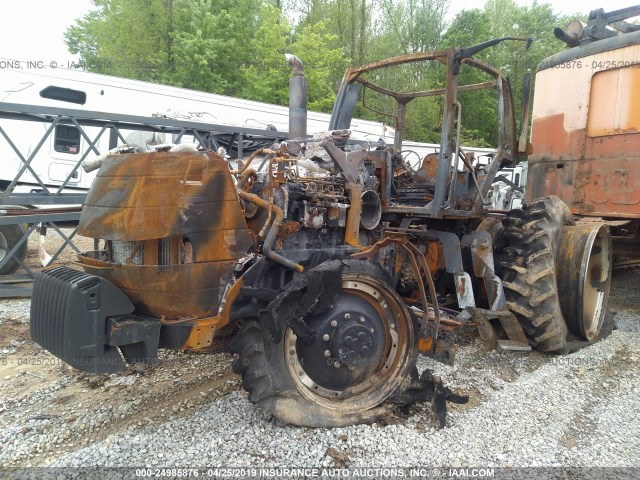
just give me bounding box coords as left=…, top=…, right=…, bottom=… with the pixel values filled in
left=30, top=40, right=612, bottom=427
left=527, top=6, right=640, bottom=257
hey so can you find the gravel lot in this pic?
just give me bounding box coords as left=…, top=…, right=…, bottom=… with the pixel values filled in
left=0, top=238, right=639, bottom=473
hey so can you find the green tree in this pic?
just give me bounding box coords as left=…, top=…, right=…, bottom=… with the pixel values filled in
left=240, top=3, right=291, bottom=105
left=439, top=1, right=571, bottom=147
left=66, top=0, right=174, bottom=83
left=170, top=0, right=262, bottom=93
left=378, top=0, right=449, bottom=55
left=290, top=20, right=347, bottom=111
left=240, top=3, right=347, bottom=112
left=66, top=0, right=262, bottom=94
left=292, top=0, right=372, bottom=65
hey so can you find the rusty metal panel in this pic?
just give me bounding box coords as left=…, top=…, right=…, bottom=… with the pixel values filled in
left=75, top=150, right=253, bottom=319
left=527, top=43, right=640, bottom=218
left=78, top=151, right=251, bottom=246
left=79, top=256, right=238, bottom=319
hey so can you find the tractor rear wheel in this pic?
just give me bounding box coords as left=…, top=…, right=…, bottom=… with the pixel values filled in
left=556, top=223, right=612, bottom=342
left=500, top=196, right=573, bottom=353
left=229, top=261, right=417, bottom=427
left=500, top=196, right=613, bottom=352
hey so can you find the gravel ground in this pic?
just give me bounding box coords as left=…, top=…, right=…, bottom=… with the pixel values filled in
left=0, top=251, right=639, bottom=472
left=41, top=328, right=640, bottom=469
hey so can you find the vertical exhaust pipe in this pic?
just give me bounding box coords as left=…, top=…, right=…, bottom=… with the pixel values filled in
left=285, top=54, right=307, bottom=141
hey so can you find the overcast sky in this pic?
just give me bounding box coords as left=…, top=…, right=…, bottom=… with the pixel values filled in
left=0, top=0, right=636, bottom=66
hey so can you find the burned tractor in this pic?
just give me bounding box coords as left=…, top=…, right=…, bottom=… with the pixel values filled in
left=30, top=40, right=612, bottom=428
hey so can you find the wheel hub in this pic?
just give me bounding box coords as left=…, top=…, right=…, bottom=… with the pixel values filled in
left=293, top=294, right=386, bottom=392
left=333, top=322, right=375, bottom=366
left=284, top=274, right=414, bottom=412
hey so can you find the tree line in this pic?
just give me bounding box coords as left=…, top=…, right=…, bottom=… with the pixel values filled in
left=66, top=0, right=580, bottom=147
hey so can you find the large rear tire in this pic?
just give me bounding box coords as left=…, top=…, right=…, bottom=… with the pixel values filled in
left=500, top=196, right=573, bottom=353
left=229, top=261, right=417, bottom=427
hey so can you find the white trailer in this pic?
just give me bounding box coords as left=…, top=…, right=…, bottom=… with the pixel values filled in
left=0, top=66, right=399, bottom=191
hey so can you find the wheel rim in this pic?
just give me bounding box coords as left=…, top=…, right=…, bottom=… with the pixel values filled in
left=557, top=223, right=612, bottom=341
left=0, top=231, right=7, bottom=262
left=284, top=274, right=414, bottom=414
left=581, top=226, right=611, bottom=341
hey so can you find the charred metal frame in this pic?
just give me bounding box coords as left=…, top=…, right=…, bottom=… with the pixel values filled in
left=0, top=102, right=285, bottom=296
left=353, top=227, right=530, bottom=358
left=329, top=42, right=525, bottom=219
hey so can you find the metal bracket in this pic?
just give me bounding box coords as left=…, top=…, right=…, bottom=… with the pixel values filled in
left=400, top=229, right=476, bottom=309
left=320, top=137, right=365, bottom=184
left=461, top=230, right=505, bottom=310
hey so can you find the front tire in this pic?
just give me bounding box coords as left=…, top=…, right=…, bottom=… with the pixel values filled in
left=230, top=261, right=417, bottom=427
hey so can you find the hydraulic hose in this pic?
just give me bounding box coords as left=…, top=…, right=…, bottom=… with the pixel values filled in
left=236, top=191, right=304, bottom=273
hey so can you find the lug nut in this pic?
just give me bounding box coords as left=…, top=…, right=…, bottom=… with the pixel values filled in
left=331, top=320, right=337, bottom=327
left=344, top=313, right=351, bottom=320
left=323, top=334, right=330, bottom=341
left=324, top=350, right=331, bottom=357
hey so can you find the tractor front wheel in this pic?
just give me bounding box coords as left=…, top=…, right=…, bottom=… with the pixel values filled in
left=230, top=262, right=417, bottom=427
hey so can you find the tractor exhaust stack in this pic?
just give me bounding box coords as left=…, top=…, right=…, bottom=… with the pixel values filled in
left=286, top=53, right=307, bottom=141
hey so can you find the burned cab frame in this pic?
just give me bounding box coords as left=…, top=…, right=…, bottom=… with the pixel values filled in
left=330, top=39, right=526, bottom=219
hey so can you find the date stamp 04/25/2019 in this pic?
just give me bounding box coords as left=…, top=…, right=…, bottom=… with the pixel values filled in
left=540, top=59, right=640, bottom=70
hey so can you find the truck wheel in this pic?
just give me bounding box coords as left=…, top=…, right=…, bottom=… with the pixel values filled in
left=229, top=261, right=417, bottom=427
left=500, top=196, right=573, bottom=353
left=0, top=224, right=28, bottom=275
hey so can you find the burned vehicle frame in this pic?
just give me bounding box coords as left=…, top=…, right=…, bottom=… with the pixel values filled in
left=30, top=38, right=612, bottom=428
